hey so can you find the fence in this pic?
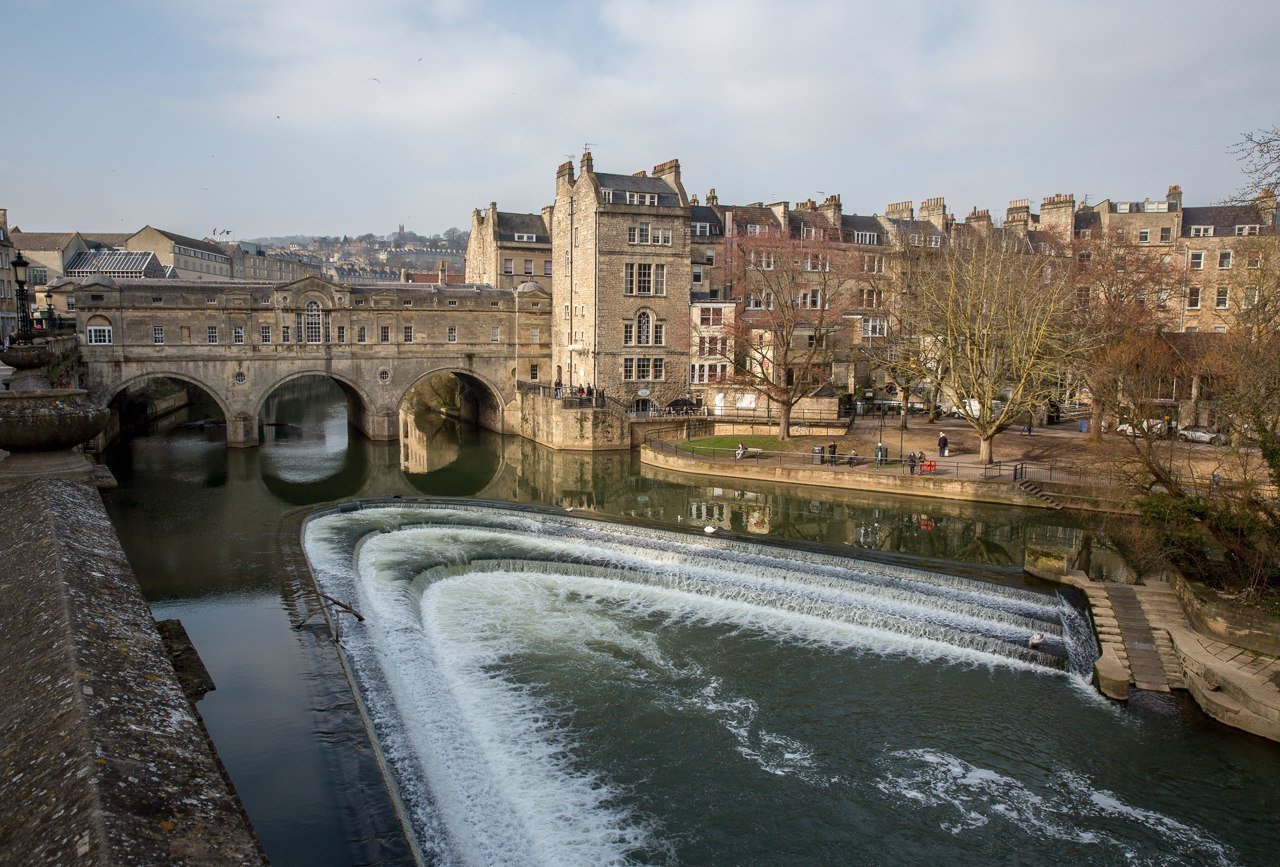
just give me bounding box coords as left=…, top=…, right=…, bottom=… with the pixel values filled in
left=644, top=434, right=1079, bottom=483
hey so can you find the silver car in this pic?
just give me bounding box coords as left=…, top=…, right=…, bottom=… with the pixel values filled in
left=1177, top=425, right=1225, bottom=445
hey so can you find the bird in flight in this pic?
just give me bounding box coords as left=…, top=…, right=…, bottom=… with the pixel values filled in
left=369, top=77, right=382, bottom=84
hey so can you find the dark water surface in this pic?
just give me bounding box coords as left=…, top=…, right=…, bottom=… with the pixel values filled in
left=102, top=379, right=1280, bottom=865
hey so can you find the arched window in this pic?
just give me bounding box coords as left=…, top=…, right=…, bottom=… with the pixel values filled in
left=637, top=311, right=651, bottom=346
left=304, top=300, right=322, bottom=343
left=85, top=315, right=113, bottom=345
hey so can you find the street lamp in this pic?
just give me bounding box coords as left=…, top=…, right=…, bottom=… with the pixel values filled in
left=11, top=251, right=32, bottom=345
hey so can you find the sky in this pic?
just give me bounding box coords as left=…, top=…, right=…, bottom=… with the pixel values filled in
left=6, top=0, right=1278, bottom=240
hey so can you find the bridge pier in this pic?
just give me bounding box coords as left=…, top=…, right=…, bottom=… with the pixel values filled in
left=227, top=411, right=258, bottom=448
left=348, top=402, right=398, bottom=442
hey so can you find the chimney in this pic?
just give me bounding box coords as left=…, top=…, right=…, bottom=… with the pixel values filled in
left=690, top=194, right=699, bottom=206
left=652, top=159, right=687, bottom=204
left=1166, top=184, right=1183, bottom=211
left=1006, top=198, right=1032, bottom=229
left=885, top=200, right=914, bottom=222
left=556, top=160, right=575, bottom=182
left=399, top=268, right=408, bottom=283
left=706, top=188, right=718, bottom=207
left=438, top=259, right=448, bottom=284
left=580, top=151, right=594, bottom=174
left=632, top=170, right=647, bottom=177
left=818, top=193, right=842, bottom=228
left=919, top=196, right=947, bottom=231
left=965, top=207, right=993, bottom=233
left=1039, top=193, right=1075, bottom=239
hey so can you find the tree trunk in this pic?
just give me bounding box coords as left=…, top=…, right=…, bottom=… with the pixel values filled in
left=778, top=403, right=792, bottom=440
left=979, top=435, right=994, bottom=465
left=1090, top=402, right=1104, bottom=441
left=898, top=404, right=909, bottom=430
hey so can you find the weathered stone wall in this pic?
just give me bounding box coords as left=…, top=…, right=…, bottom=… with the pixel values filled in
left=518, top=391, right=630, bottom=451
left=0, top=479, right=264, bottom=865
left=641, top=445, right=1050, bottom=509
left=1169, top=571, right=1280, bottom=656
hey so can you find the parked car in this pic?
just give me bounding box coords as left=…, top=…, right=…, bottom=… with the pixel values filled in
left=1177, top=425, right=1225, bottom=445
left=1114, top=419, right=1168, bottom=437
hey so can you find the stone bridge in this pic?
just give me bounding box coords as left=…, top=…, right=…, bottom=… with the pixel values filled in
left=66, top=274, right=552, bottom=447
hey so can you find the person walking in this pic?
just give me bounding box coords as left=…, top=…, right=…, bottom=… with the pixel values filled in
left=938, top=432, right=948, bottom=457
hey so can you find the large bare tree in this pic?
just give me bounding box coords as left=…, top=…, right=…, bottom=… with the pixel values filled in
left=1069, top=231, right=1185, bottom=438
left=897, top=231, right=1079, bottom=464
left=728, top=230, right=858, bottom=439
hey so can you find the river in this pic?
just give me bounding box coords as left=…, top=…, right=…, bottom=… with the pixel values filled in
left=102, top=378, right=1280, bottom=865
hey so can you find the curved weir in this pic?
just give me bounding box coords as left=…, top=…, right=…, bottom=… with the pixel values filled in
left=303, top=503, right=1258, bottom=867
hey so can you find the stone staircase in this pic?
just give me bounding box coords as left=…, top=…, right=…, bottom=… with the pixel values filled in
left=1015, top=479, right=1063, bottom=510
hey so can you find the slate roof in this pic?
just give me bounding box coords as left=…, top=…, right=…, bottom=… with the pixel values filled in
left=495, top=212, right=549, bottom=242
left=84, top=233, right=133, bottom=249
left=1074, top=210, right=1101, bottom=232
left=689, top=206, right=723, bottom=234
left=152, top=228, right=229, bottom=257
left=9, top=231, right=80, bottom=252
left=841, top=214, right=885, bottom=239
left=595, top=172, right=682, bottom=207
left=1181, top=205, right=1275, bottom=237
left=887, top=218, right=945, bottom=236
left=723, top=205, right=782, bottom=232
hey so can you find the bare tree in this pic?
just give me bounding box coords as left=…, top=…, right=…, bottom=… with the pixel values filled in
left=1069, top=232, right=1185, bottom=438
left=1229, top=125, right=1280, bottom=204
left=859, top=241, right=931, bottom=430
left=897, top=231, right=1079, bottom=464
left=728, top=230, right=858, bottom=439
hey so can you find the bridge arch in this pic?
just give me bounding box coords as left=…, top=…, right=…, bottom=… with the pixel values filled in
left=398, top=367, right=510, bottom=433
left=103, top=371, right=234, bottom=421
left=255, top=369, right=379, bottom=444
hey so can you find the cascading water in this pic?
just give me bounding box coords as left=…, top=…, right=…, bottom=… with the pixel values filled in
left=304, top=503, right=1245, bottom=866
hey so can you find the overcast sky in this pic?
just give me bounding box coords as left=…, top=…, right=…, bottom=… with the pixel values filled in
left=7, top=0, right=1278, bottom=239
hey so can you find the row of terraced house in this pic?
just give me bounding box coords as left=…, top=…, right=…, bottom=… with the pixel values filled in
left=464, top=153, right=1280, bottom=417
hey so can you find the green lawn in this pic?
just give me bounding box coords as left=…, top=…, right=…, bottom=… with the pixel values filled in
left=678, top=435, right=793, bottom=456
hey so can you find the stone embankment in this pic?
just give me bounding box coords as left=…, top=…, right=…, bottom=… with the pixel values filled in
left=0, top=479, right=264, bottom=865
left=640, top=444, right=1053, bottom=509
left=1052, top=568, right=1280, bottom=743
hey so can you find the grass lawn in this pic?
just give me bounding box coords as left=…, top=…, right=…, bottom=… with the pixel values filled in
left=678, top=435, right=789, bottom=456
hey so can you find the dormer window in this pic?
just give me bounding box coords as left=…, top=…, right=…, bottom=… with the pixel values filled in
left=692, top=222, right=711, bottom=236
left=1235, top=225, right=1261, bottom=236
left=514, top=233, right=537, bottom=242
left=601, top=189, right=614, bottom=203
left=625, top=191, right=658, bottom=206
left=746, top=224, right=763, bottom=236
left=1190, top=225, right=1213, bottom=237
left=852, top=231, right=879, bottom=245
left=801, top=226, right=816, bottom=240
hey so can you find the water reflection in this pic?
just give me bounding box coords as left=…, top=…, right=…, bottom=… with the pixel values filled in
left=94, top=380, right=1147, bottom=866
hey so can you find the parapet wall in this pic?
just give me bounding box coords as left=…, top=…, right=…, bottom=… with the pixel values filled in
left=0, top=479, right=263, bottom=865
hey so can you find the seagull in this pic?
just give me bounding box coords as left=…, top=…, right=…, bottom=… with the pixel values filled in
left=704, top=526, right=717, bottom=534
left=1028, top=632, right=1045, bottom=648
left=417, top=57, right=422, bottom=62
left=369, top=77, right=382, bottom=84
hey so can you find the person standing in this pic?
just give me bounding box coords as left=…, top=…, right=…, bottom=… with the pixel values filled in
left=938, top=432, right=948, bottom=457
left=908, top=451, right=918, bottom=475
left=827, top=440, right=837, bottom=465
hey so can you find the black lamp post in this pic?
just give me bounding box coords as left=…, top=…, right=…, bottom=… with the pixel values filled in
left=11, top=251, right=32, bottom=345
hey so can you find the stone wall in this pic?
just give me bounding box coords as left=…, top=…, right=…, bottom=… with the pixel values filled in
left=518, top=391, right=630, bottom=451
left=641, top=445, right=1049, bottom=509
left=1169, top=571, right=1280, bottom=656
left=0, top=479, right=263, bottom=865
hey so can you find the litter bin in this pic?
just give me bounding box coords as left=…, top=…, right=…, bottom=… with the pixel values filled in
left=1078, top=419, right=1089, bottom=433
left=812, top=446, right=825, bottom=465
left=874, top=445, right=888, bottom=466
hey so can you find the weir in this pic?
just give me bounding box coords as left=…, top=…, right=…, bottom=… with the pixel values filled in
left=302, top=502, right=1105, bottom=863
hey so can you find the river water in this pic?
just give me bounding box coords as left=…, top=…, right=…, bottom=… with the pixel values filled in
left=102, top=378, right=1280, bottom=866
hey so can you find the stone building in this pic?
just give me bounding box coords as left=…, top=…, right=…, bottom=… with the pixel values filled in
left=549, top=153, right=692, bottom=411
left=125, top=226, right=231, bottom=279
left=0, top=209, right=15, bottom=338
left=465, top=203, right=554, bottom=292
left=225, top=241, right=322, bottom=282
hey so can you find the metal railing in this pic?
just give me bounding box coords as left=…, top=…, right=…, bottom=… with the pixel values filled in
left=644, top=430, right=1092, bottom=485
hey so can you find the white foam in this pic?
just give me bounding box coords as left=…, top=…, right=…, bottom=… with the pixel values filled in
left=875, top=749, right=1237, bottom=864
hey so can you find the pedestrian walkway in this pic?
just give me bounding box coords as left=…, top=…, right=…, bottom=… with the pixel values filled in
left=1081, top=580, right=1191, bottom=694
left=1171, top=628, right=1280, bottom=742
